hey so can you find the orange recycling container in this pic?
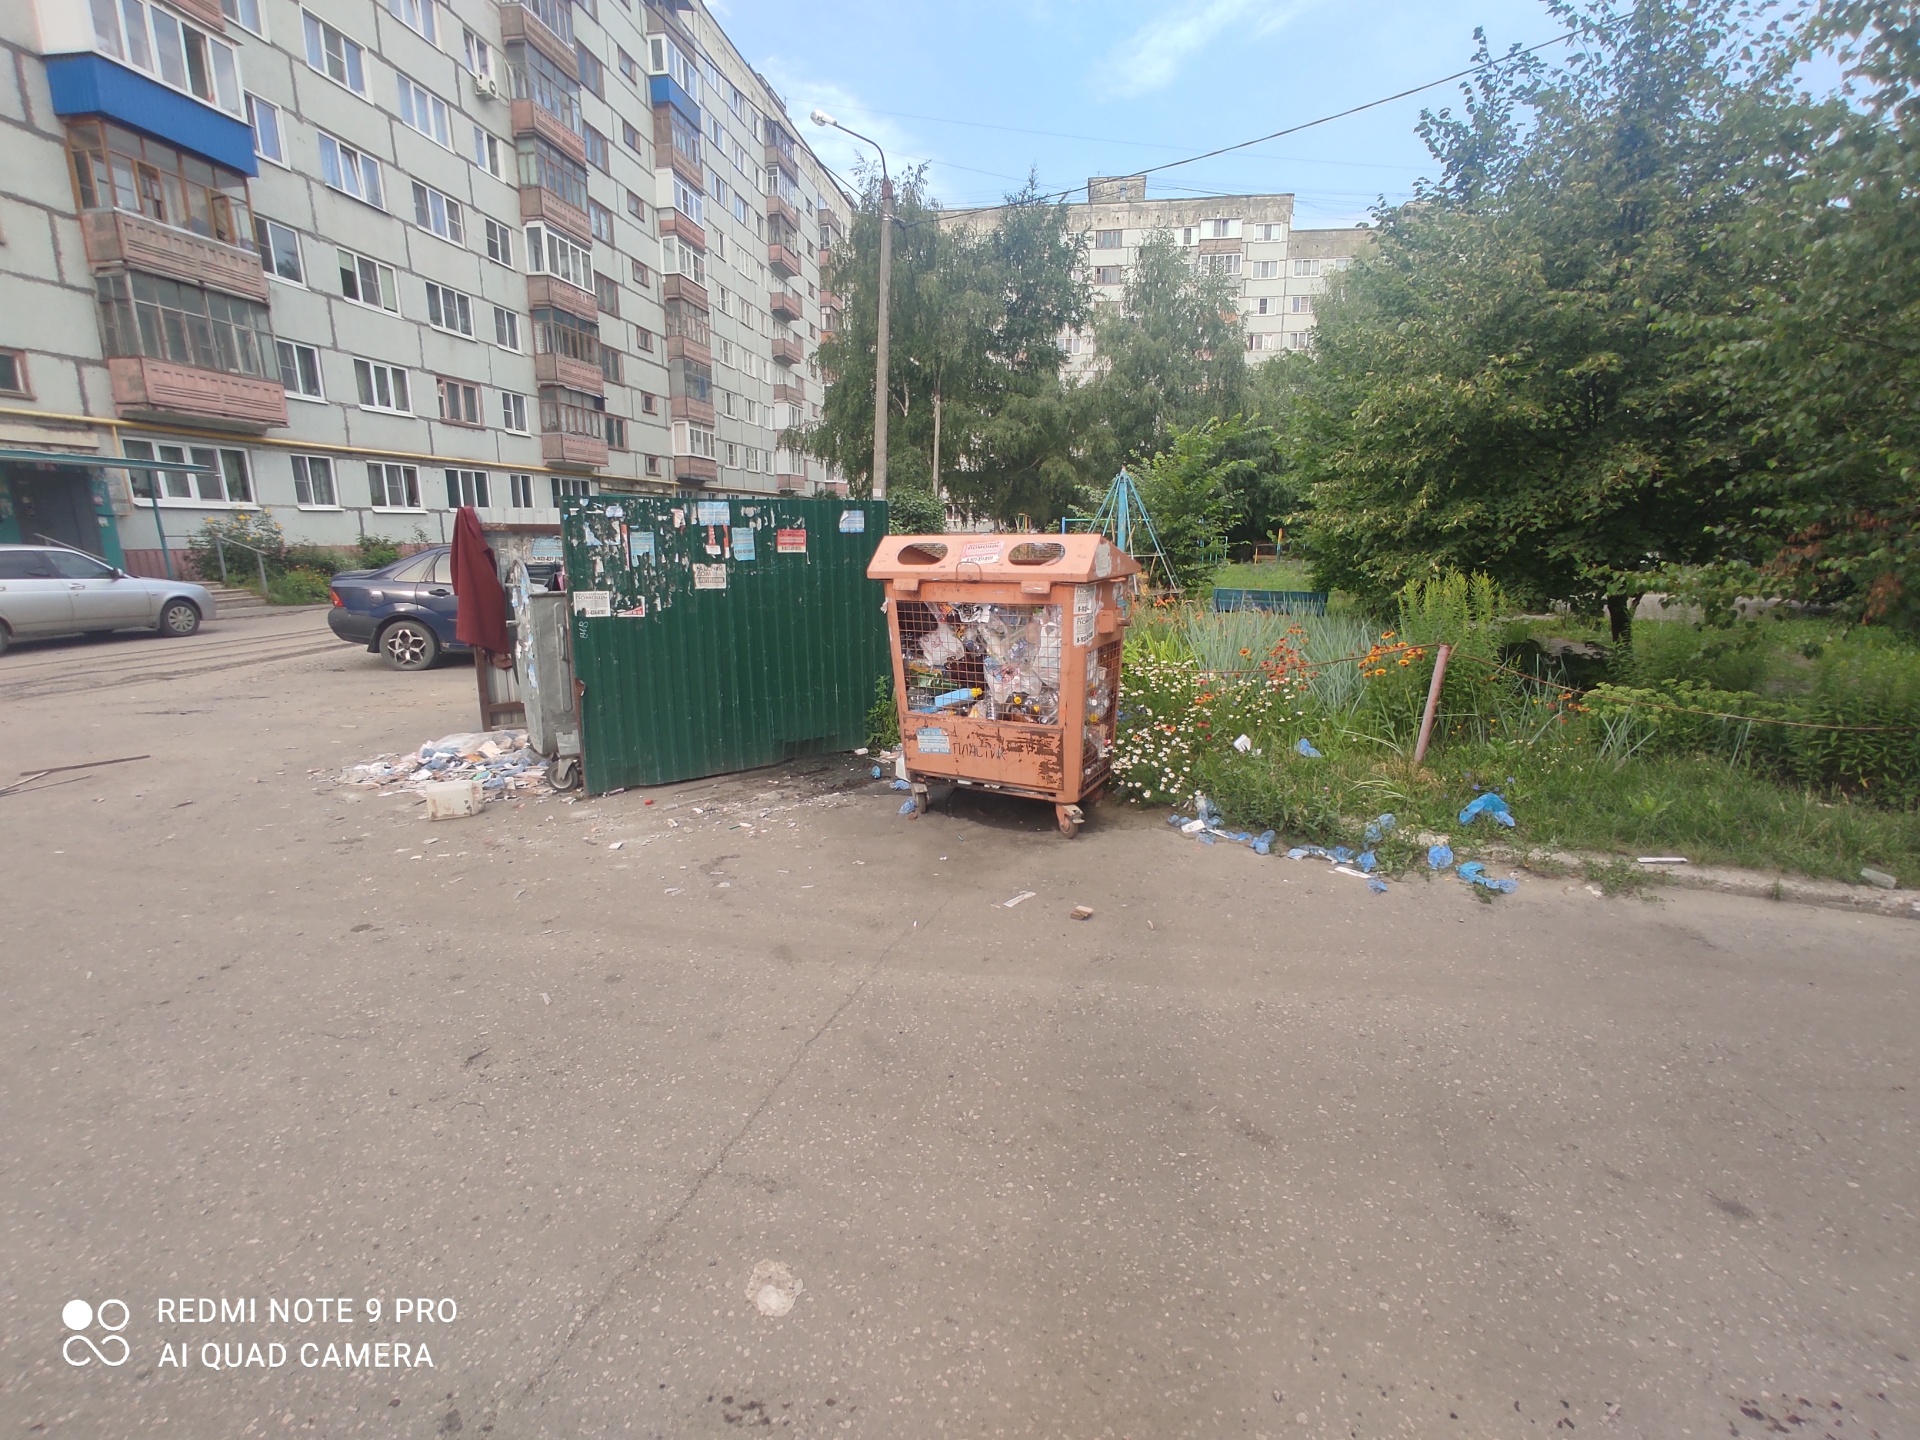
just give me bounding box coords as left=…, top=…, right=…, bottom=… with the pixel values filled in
left=867, top=533, right=1141, bottom=835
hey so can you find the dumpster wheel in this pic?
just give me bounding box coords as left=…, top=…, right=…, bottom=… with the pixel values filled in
left=1055, top=803, right=1084, bottom=837
left=550, top=755, right=582, bottom=792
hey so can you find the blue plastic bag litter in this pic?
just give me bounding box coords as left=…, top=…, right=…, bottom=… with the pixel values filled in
left=1331, top=846, right=1355, bottom=864
left=1459, top=792, right=1516, bottom=828
left=1457, top=861, right=1518, bottom=894
left=898, top=799, right=918, bottom=816
left=1198, top=832, right=1216, bottom=845
left=1169, top=813, right=1192, bottom=827
left=890, top=778, right=911, bottom=791
left=1295, top=738, right=1323, bottom=758
left=1252, top=830, right=1276, bottom=856
left=1367, top=877, right=1389, bottom=894
left=1357, top=851, right=1378, bottom=873
left=1364, top=813, right=1397, bottom=843
left=1194, top=794, right=1224, bottom=828
left=871, top=765, right=884, bottom=779
left=1427, top=843, right=1455, bottom=870
left=1287, top=845, right=1332, bottom=861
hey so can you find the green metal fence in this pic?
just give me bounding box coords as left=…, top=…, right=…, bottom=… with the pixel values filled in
left=561, top=495, right=889, bottom=793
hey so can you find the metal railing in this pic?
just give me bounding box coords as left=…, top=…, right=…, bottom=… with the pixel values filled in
left=213, top=535, right=272, bottom=594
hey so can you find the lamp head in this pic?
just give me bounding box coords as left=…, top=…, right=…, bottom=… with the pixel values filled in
left=809, top=109, right=835, bottom=128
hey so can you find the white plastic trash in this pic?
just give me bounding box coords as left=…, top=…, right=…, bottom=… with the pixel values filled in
left=422, top=780, right=482, bottom=820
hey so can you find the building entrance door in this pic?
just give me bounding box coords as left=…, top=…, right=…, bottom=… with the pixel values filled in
left=6, top=464, right=102, bottom=555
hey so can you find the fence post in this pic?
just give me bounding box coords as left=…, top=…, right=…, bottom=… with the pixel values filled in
left=1412, top=643, right=1453, bottom=768
left=256, top=548, right=269, bottom=595
left=215, top=536, right=229, bottom=585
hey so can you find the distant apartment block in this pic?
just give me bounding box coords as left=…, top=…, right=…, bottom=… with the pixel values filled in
left=0, top=0, right=850, bottom=573
left=964, top=175, right=1371, bottom=378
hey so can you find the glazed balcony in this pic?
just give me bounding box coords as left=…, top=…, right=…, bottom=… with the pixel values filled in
left=170, top=0, right=226, bottom=29
left=660, top=209, right=706, bottom=252
left=775, top=471, right=806, bottom=494
left=765, top=192, right=800, bottom=230
left=768, top=288, right=801, bottom=323
left=510, top=99, right=585, bottom=162
left=769, top=334, right=804, bottom=367
left=674, top=454, right=718, bottom=485
left=661, top=273, right=708, bottom=310
left=666, top=334, right=710, bottom=367
left=542, top=430, right=608, bottom=467
left=499, top=0, right=576, bottom=73
left=772, top=380, right=805, bottom=405
left=526, top=273, right=598, bottom=320
left=108, top=356, right=286, bottom=431
left=767, top=242, right=800, bottom=279
left=519, top=186, right=591, bottom=247
left=669, top=393, right=715, bottom=426
left=534, top=351, right=605, bottom=393
left=82, top=209, right=268, bottom=303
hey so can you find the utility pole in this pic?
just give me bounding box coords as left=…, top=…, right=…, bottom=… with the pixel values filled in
left=811, top=110, right=892, bottom=500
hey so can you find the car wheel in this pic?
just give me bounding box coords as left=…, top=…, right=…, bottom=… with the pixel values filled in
left=157, top=599, right=201, bottom=637
left=380, top=619, right=440, bottom=671
left=0, top=623, right=10, bottom=656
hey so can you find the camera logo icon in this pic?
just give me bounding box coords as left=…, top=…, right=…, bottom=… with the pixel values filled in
left=62, top=1300, right=129, bottom=1367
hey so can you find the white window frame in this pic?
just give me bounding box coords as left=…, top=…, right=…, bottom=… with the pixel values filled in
left=255, top=216, right=303, bottom=284
left=493, top=307, right=521, bottom=351
left=551, top=475, right=590, bottom=507
left=507, top=472, right=533, bottom=508
left=337, top=248, right=399, bottom=312
left=368, top=461, right=423, bottom=510
left=397, top=74, right=454, bottom=148
left=291, top=454, right=340, bottom=508
left=247, top=94, right=286, bottom=166
left=222, top=0, right=265, bottom=36
left=484, top=218, right=513, bottom=267
left=445, top=468, right=489, bottom=508
left=524, top=223, right=593, bottom=291
left=276, top=339, right=325, bottom=399
left=424, top=281, right=475, bottom=337
left=386, top=0, right=437, bottom=44
left=437, top=376, right=483, bottom=426
left=91, top=0, right=245, bottom=116
left=462, top=28, right=493, bottom=79
left=473, top=126, right=504, bottom=178
left=672, top=421, right=716, bottom=459
left=302, top=11, right=367, bottom=96
left=1293, top=258, right=1321, bottom=277
left=354, top=359, right=413, bottom=414
left=1251, top=259, right=1279, bottom=280
left=122, top=440, right=254, bottom=506
left=318, top=133, right=385, bottom=208
left=501, top=391, right=529, bottom=432
left=412, top=181, right=465, bottom=244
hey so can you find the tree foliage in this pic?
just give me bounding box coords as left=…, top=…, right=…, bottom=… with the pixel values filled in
left=1135, top=418, right=1292, bottom=589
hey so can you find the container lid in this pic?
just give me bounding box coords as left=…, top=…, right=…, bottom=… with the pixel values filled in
left=867, top=534, right=1140, bottom=584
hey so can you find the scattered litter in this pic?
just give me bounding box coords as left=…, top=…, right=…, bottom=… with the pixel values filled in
left=1459, top=792, right=1515, bottom=828
left=1070, top=905, right=1095, bottom=921
left=746, top=1260, right=802, bottom=1319
left=608, top=840, right=623, bottom=850
left=1367, top=878, right=1389, bottom=895
left=854, top=748, right=869, bottom=756
left=898, top=799, right=918, bottom=816
left=1585, top=884, right=1605, bottom=897
left=1456, top=861, right=1518, bottom=895
left=1003, top=891, right=1036, bottom=908
left=1357, top=851, right=1378, bottom=873
left=1636, top=856, right=1689, bottom=866
left=871, top=766, right=884, bottom=779
left=1295, top=738, right=1323, bottom=758
left=1427, top=844, right=1455, bottom=870
left=1860, top=868, right=1898, bottom=890
left=1363, top=813, right=1397, bottom=843
left=338, top=729, right=548, bottom=801
left=540, top=993, right=551, bottom=1005
left=1331, top=846, right=1355, bottom=864
left=1287, top=846, right=1333, bottom=861
left=1251, top=829, right=1276, bottom=856
left=890, top=778, right=912, bottom=791
left=422, top=780, right=482, bottom=821
left=1233, top=734, right=1254, bottom=754
left=1333, top=865, right=1372, bottom=880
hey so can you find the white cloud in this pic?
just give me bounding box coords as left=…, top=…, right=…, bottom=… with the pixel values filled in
left=1101, top=0, right=1323, bottom=96
left=752, top=62, right=927, bottom=193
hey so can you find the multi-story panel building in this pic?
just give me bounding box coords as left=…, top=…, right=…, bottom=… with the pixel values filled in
left=979, top=175, right=1371, bottom=379
left=0, top=0, right=848, bottom=575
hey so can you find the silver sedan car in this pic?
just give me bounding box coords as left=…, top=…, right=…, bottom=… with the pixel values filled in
left=0, top=544, right=217, bottom=654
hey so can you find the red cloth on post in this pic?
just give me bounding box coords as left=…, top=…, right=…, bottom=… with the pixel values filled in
left=451, top=506, right=510, bottom=654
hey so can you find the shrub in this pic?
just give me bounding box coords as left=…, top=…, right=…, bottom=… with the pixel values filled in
left=187, top=511, right=286, bottom=586
left=886, top=488, right=947, bottom=535
left=353, top=535, right=404, bottom=570
left=267, top=567, right=333, bottom=606
left=865, top=675, right=899, bottom=751
left=283, top=543, right=342, bottom=577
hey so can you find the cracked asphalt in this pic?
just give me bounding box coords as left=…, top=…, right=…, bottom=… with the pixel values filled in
left=2, top=610, right=1915, bottom=1439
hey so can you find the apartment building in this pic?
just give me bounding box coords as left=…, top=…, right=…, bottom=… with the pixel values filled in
left=0, top=0, right=848, bottom=574
left=974, top=175, right=1370, bottom=379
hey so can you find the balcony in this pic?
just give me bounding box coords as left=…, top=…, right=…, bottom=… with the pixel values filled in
left=542, top=430, right=609, bottom=467
left=769, top=289, right=802, bottom=323
left=519, top=186, right=591, bottom=247
left=666, top=333, right=710, bottom=367
left=82, top=209, right=267, bottom=302
left=659, top=132, right=705, bottom=190
left=674, top=455, right=718, bottom=485
left=765, top=137, right=797, bottom=169
left=773, top=380, right=805, bottom=405
left=670, top=393, right=715, bottom=426
left=534, top=352, right=605, bottom=393
left=770, top=334, right=804, bottom=367
left=499, top=1, right=577, bottom=73
left=510, top=99, right=585, bottom=162
left=661, top=273, right=708, bottom=310
left=767, top=242, right=800, bottom=279
left=169, top=0, right=227, bottom=28
left=660, top=209, right=705, bottom=252
left=526, top=273, right=598, bottom=320
left=775, top=471, right=806, bottom=494
left=108, top=356, right=286, bottom=431
left=765, top=193, right=800, bottom=230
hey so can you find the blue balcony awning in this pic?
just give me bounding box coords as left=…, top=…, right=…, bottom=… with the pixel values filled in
left=648, top=74, right=701, bottom=128
left=46, top=54, right=257, bottom=176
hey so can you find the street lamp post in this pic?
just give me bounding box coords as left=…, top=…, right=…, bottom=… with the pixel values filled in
left=810, top=110, right=892, bottom=501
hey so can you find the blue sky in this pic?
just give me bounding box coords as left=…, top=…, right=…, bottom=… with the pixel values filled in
left=713, top=0, right=1574, bottom=225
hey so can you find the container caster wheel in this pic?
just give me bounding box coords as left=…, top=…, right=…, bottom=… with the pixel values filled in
left=550, top=755, right=581, bottom=792
left=1056, top=803, right=1084, bottom=837
left=911, top=783, right=930, bottom=817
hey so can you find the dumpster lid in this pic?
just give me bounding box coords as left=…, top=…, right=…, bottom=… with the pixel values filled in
left=867, top=534, right=1140, bottom=585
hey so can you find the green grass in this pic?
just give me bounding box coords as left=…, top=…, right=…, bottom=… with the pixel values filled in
left=1212, top=559, right=1319, bottom=592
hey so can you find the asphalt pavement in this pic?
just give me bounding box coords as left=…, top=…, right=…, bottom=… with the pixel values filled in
left=2, top=609, right=1914, bottom=1439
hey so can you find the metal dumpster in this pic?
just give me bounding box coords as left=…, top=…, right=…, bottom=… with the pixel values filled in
left=868, top=534, right=1141, bottom=835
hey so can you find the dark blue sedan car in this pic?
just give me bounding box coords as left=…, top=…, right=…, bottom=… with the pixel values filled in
left=327, top=546, right=467, bottom=671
